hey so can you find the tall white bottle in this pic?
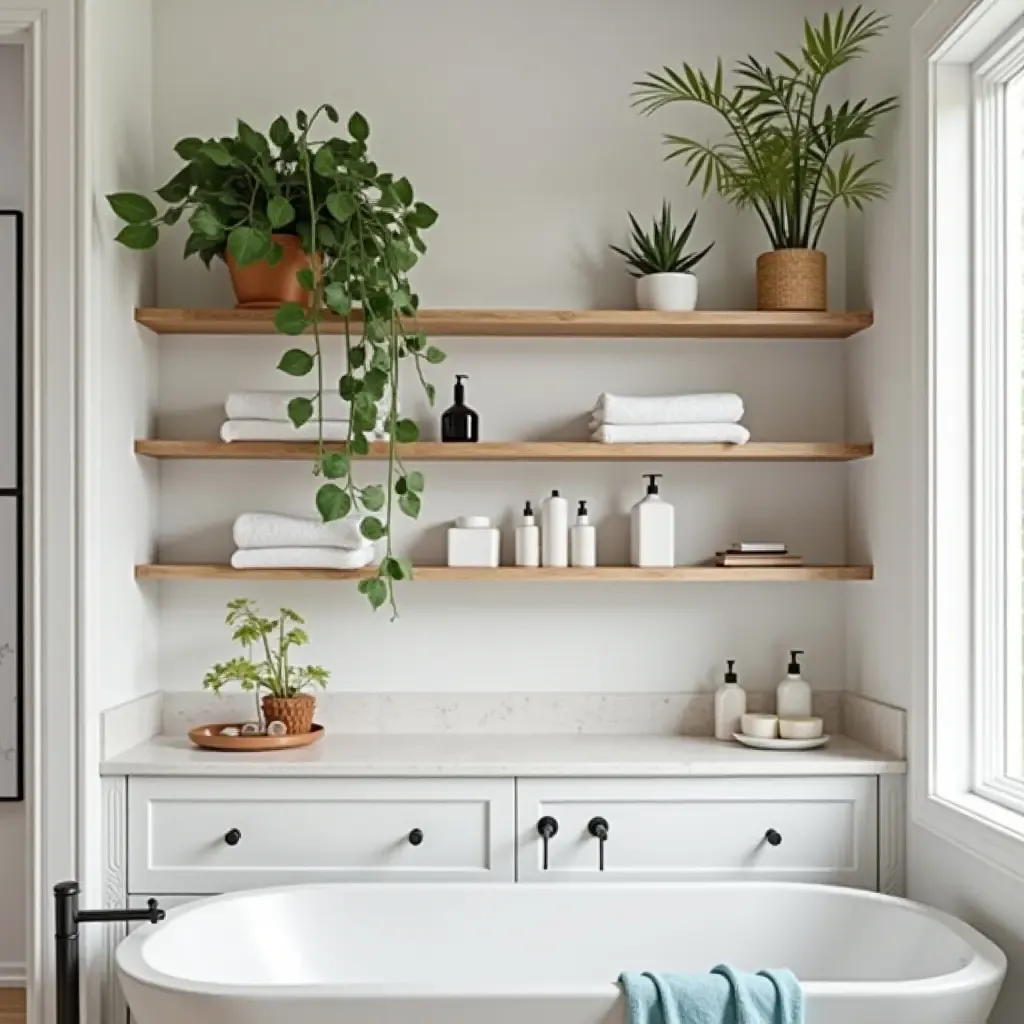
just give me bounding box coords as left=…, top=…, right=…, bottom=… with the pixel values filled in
left=541, top=489, right=569, bottom=568
left=570, top=500, right=597, bottom=568
left=630, top=473, right=675, bottom=567
left=515, top=502, right=540, bottom=568
left=776, top=650, right=812, bottom=717
left=714, top=660, right=747, bottom=741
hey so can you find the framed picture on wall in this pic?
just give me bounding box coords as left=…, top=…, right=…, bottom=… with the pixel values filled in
left=0, top=211, right=23, bottom=801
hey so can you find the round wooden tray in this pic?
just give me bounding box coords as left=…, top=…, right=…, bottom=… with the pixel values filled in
left=188, top=722, right=325, bottom=752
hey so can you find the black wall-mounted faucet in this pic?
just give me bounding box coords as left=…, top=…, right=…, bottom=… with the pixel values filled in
left=537, top=816, right=559, bottom=870
left=587, top=816, right=609, bottom=871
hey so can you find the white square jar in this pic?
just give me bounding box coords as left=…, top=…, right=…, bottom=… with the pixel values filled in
left=447, top=516, right=500, bottom=568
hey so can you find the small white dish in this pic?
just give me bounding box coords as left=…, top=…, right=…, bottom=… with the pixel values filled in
left=733, top=733, right=830, bottom=751
left=779, top=716, right=824, bottom=740
left=741, top=713, right=779, bottom=739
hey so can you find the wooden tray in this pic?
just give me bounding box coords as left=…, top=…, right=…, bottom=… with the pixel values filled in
left=188, top=722, right=325, bottom=752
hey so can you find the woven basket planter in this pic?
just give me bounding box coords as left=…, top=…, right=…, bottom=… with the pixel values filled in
left=262, top=693, right=316, bottom=735
left=756, top=249, right=827, bottom=311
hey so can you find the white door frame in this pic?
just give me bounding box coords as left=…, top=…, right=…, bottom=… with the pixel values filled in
left=0, top=3, right=79, bottom=1023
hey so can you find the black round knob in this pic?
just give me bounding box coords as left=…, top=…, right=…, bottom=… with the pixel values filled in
left=224, top=828, right=241, bottom=846
left=588, top=816, right=610, bottom=840
left=408, top=828, right=424, bottom=846
left=537, top=816, right=559, bottom=838
left=765, top=828, right=782, bottom=847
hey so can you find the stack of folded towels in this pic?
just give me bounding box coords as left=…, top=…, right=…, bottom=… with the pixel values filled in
left=230, top=512, right=378, bottom=571
left=590, top=392, right=749, bottom=444
left=221, top=391, right=387, bottom=443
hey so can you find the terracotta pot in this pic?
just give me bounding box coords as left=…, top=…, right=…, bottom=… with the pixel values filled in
left=262, top=693, right=316, bottom=735
left=225, top=233, right=314, bottom=310
left=755, top=249, right=827, bottom=312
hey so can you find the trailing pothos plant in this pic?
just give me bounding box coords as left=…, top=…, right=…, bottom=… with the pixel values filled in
left=108, top=106, right=444, bottom=616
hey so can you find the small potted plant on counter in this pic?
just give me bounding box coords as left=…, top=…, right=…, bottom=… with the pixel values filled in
left=632, top=7, right=897, bottom=311
left=610, top=202, right=713, bottom=311
left=201, top=598, right=329, bottom=740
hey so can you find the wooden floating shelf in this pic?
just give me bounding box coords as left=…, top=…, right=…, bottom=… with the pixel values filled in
left=135, top=564, right=874, bottom=583
left=134, top=307, right=874, bottom=340
left=134, top=440, right=873, bottom=462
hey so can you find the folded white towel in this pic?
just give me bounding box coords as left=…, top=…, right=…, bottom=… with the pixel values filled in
left=591, top=422, right=751, bottom=444
left=230, top=545, right=377, bottom=571
left=226, top=390, right=394, bottom=422
left=592, top=393, right=744, bottom=426
left=233, top=512, right=369, bottom=552
left=220, top=420, right=387, bottom=443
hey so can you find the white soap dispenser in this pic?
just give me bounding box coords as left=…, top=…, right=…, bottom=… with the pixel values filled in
left=714, top=659, right=747, bottom=741
left=776, top=649, right=812, bottom=718
left=515, top=501, right=540, bottom=567
left=570, top=500, right=597, bottom=567
left=630, top=473, right=675, bottom=567
left=541, top=489, right=569, bottom=568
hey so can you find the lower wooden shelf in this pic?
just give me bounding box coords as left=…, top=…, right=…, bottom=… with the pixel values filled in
left=135, top=564, right=874, bottom=582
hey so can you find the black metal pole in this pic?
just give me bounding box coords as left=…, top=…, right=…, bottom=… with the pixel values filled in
left=53, top=882, right=81, bottom=1024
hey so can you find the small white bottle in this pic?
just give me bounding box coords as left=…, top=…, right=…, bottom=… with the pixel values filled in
left=515, top=502, right=540, bottom=568
left=570, top=499, right=597, bottom=567
left=714, top=660, right=747, bottom=741
left=630, top=473, right=675, bottom=567
left=776, top=649, right=812, bottom=718
left=541, top=489, right=569, bottom=568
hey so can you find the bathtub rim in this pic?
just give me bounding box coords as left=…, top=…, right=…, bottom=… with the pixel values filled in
left=115, top=881, right=1007, bottom=1002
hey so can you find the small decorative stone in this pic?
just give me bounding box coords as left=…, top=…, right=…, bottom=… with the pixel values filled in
left=240, top=723, right=261, bottom=736
left=219, top=726, right=241, bottom=737
left=266, top=720, right=287, bottom=737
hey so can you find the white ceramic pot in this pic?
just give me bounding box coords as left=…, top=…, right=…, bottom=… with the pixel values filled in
left=636, top=272, right=698, bottom=311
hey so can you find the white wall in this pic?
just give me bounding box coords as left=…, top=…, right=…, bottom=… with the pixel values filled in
left=0, top=39, right=25, bottom=985
left=149, top=0, right=853, bottom=700
left=847, top=2, right=1024, bottom=1020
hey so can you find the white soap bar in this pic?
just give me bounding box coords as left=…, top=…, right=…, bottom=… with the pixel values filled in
left=447, top=526, right=500, bottom=568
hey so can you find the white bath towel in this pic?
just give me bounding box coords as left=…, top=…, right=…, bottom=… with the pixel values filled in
left=592, top=393, right=744, bottom=426
left=225, top=391, right=393, bottom=422
left=220, top=420, right=387, bottom=443
left=230, top=545, right=377, bottom=571
left=233, top=512, right=369, bottom=552
left=590, top=422, right=751, bottom=445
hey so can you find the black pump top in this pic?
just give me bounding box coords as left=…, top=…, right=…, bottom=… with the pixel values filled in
left=788, top=649, right=805, bottom=674
left=724, top=659, right=738, bottom=684
left=643, top=473, right=663, bottom=495
left=551, top=489, right=560, bottom=497
left=578, top=500, right=588, bottom=516
left=453, top=374, right=469, bottom=403
left=524, top=501, right=534, bottom=517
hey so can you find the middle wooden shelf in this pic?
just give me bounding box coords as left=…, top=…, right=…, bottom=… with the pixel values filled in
left=134, top=440, right=873, bottom=462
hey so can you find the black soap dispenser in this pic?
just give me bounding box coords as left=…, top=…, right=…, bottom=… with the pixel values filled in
left=441, top=374, right=479, bottom=442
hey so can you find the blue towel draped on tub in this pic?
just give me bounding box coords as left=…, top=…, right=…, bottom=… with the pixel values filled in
left=620, top=966, right=803, bottom=1024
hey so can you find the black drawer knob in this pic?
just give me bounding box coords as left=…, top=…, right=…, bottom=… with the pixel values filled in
left=224, top=828, right=242, bottom=846
left=408, top=828, right=424, bottom=846
left=765, top=828, right=782, bottom=847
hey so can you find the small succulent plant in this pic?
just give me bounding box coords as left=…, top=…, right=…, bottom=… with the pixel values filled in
left=610, top=201, right=714, bottom=277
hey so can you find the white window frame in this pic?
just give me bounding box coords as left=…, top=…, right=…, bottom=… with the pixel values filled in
left=913, top=0, right=1024, bottom=877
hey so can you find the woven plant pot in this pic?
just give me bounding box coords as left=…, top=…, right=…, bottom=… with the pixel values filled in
left=756, top=249, right=827, bottom=311
left=262, top=693, right=316, bottom=735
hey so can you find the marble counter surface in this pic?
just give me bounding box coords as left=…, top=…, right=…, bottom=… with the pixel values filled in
left=101, top=732, right=905, bottom=778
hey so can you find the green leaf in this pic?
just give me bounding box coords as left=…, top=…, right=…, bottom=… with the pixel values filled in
left=361, top=484, right=385, bottom=511
left=199, top=141, right=234, bottom=166
left=190, top=208, right=224, bottom=239
left=156, top=168, right=193, bottom=203
left=362, top=368, right=388, bottom=400
left=317, top=483, right=351, bottom=522
left=360, top=515, right=386, bottom=540
left=349, top=433, right=370, bottom=456
left=267, top=196, right=296, bottom=229
left=406, top=470, right=425, bottom=493
left=394, top=418, right=419, bottom=443
left=287, top=396, right=314, bottom=427
left=325, top=191, right=356, bottom=223
left=296, top=267, right=315, bottom=290
left=338, top=374, right=363, bottom=400
left=278, top=347, right=314, bottom=376
left=274, top=303, right=309, bottom=336
left=348, top=345, right=366, bottom=369
left=409, top=202, right=438, bottom=229
left=383, top=556, right=412, bottom=581
left=114, top=223, right=158, bottom=249
left=227, top=226, right=272, bottom=267
left=237, top=119, right=269, bottom=157
left=348, top=111, right=370, bottom=142
left=360, top=576, right=388, bottom=610
left=107, top=192, right=158, bottom=224
left=424, top=346, right=446, bottom=365
left=324, top=104, right=340, bottom=123
left=173, top=136, right=203, bottom=162
left=321, top=452, right=349, bottom=479
left=393, top=177, right=414, bottom=206
left=399, top=491, right=421, bottom=519
left=324, top=282, right=352, bottom=315
left=269, top=116, right=292, bottom=148
left=163, top=206, right=183, bottom=226
left=313, top=145, right=336, bottom=177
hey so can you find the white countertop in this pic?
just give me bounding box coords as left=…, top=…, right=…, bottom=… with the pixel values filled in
left=100, top=733, right=905, bottom=778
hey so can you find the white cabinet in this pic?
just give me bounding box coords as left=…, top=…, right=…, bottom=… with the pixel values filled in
left=516, top=777, right=878, bottom=888
left=127, top=776, right=516, bottom=892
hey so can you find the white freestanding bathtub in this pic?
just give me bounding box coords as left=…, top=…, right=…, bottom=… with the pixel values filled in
left=117, top=882, right=1006, bottom=1024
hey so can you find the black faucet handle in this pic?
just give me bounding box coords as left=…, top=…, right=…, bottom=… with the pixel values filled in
left=764, top=828, right=782, bottom=847
left=587, top=816, right=609, bottom=871
left=537, top=816, right=559, bottom=870
left=224, top=828, right=241, bottom=846
left=145, top=898, right=166, bottom=924
left=408, top=828, right=424, bottom=846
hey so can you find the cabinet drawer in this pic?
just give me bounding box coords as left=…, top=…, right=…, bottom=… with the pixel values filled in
left=128, top=776, right=515, bottom=892
left=517, top=777, right=877, bottom=888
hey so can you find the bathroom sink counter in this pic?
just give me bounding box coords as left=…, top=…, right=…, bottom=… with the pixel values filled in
left=101, top=733, right=905, bottom=777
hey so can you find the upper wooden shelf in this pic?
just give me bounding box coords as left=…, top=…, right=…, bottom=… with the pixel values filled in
left=134, top=307, right=874, bottom=340
left=134, top=440, right=873, bottom=462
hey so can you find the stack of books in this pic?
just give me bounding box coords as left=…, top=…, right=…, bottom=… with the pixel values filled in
left=714, top=542, right=802, bottom=568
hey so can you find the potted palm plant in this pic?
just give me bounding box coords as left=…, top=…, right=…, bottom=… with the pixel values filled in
left=632, top=7, right=897, bottom=311
left=610, top=202, right=713, bottom=311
